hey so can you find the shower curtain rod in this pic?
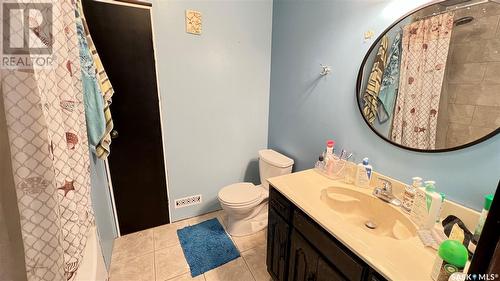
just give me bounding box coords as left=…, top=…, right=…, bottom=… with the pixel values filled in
left=417, top=0, right=492, bottom=20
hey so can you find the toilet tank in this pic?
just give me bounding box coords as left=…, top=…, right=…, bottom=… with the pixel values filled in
left=258, top=149, right=294, bottom=190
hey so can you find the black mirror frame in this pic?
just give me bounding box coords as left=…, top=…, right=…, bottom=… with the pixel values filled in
left=355, top=1, right=500, bottom=153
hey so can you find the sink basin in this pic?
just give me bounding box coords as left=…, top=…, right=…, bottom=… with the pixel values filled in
left=320, top=186, right=417, bottom=240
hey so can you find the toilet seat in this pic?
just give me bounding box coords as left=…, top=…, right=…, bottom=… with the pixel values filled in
left=218, top=183, right=263, bottom=206
left=217, top=149, right=293, bottom=237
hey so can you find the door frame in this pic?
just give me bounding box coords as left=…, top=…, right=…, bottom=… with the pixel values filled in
left=88, top=0, right=171, bottom=237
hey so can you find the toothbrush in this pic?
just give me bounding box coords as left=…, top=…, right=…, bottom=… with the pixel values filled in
left=345, top=152, right=353, bottom=161
left=339, top=149, right=346, bottom=160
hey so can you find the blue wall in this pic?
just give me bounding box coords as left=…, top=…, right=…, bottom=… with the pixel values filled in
left=89, top=155, right=117, bottom=268
left=152, top=0, right=273, bottom=221
left=269, top=0, right=500, bottom=211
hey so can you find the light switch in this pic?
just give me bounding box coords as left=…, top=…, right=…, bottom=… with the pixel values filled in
left=186, top=9, right=202, bottom=35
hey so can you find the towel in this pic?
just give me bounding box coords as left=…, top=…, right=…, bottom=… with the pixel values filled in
left=377, top=31, right=402, bottom=124
left=76, top=17, right=106, bottom=151
left=77, top=0, right=115, bottom=159
left=363, top=35, right=389, bottom=125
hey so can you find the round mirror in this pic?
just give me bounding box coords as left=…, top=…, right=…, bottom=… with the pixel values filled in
left=357, top=0, right=500, bottom=152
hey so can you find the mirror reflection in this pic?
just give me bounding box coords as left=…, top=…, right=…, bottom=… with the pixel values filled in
left=358, top=0, right=500, bottom=151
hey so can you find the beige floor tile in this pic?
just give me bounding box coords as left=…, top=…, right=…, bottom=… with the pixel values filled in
left=204, top=258, right=254, bottom=281
left=217, top=213, right=233, bottom=233
left=167, top=272, right=205, bottom=281
left=112, top=229, right=154, bottom=262
left=153, top=220, right=190, bottom=250
left=232, top=229, right=267, bottom=252
left=242, top=245, right=271, bottom=281
left=183, top=210, right=224, bottom=226
left=155, top=244, right=190, bottom=280
left=109, top=252, right=154, bottom=281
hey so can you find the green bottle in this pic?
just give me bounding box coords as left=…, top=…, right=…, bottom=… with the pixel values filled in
left=468, top=194, right=494, bottom=253
left=473, top=194, right=494, bottom=240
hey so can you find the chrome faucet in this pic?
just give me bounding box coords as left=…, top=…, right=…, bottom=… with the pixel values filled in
left=373, top=178, right=401, bottom=206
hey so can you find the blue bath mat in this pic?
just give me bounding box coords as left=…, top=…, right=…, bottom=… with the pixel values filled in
left=177, top=218, right=240, bottom=277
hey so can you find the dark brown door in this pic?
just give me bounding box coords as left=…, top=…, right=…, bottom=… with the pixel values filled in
left=82, top=0, right=169, bottom=235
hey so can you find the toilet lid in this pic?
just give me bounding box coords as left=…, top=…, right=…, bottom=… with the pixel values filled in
left=218, top=183, right=262, bottom=205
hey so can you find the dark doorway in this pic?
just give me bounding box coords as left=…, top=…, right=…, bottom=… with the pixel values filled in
left=82, top=0, right=169, bottom=235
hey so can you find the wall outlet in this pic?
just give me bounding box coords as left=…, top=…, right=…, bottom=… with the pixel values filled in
left=174, top=194, right=202, bottom=209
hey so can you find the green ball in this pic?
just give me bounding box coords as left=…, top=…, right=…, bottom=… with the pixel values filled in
left=438, top=240, right=468, bottom=268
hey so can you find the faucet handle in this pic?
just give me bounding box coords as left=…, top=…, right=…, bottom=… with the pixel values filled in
left=378, top=178, right=392, bottom=191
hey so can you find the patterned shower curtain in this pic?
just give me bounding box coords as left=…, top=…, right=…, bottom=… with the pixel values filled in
left=391, top=13, right=454, bottom=150
left=1, top=0, right=93, bottom=280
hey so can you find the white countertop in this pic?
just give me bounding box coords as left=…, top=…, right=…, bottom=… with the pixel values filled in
left=268, top=169, right=437, bottom=281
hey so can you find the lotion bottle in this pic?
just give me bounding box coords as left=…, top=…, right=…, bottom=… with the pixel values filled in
left=354, top=158, right=372, bottom=188
left=401, top=177, right=421, bottom=214
left=410, top=180, right=443, bottom=229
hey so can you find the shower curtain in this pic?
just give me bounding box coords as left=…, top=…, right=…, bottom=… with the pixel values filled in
left=391, top=12, right=454, bottom=150
left=1, top=0, right=93, bottom=280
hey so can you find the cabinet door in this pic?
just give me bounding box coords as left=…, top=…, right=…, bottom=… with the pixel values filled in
left=293, top=210, right=366, bottom=281
left=267, top=207, right=290, bottom=281
left=288, top=230, right=319, bottom=281
left=365, top=269, right=386, bottom=281
left=317, top=257, right=346, bottom=281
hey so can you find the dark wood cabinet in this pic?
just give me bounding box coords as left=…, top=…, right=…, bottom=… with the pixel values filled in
left=317, top=257, right=345, bottom=281
left=267, top=207, right=291, bottom=281
left=289, top=229, right=345, bottom=281
left=364, top=269, right=385, bottom=281
left=267, top=186, right=387, bottom=281
left=288, top=230, right=319, bottom=281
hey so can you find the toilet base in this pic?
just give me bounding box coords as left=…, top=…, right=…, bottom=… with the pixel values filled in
left=224, top=202, right=268, bottom=237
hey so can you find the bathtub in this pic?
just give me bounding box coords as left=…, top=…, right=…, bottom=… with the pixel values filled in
left=76, top=226, right=108, bottom=281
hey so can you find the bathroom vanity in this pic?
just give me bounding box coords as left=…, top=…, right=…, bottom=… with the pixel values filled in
left=267, top=188, right=384, bottom=281
left=266, top=170, right=438, bottom=281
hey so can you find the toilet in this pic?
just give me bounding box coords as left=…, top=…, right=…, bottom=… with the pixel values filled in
left=218, top=149, right=294, bottom=237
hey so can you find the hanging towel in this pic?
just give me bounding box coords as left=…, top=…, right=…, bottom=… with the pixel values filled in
left=76, top=16, right=106, bottom=151
left=77, top=0, right=115, bottom=159
left=377, top=31, right=402, bottom=124
left=363, top=35, right=389, bottom=125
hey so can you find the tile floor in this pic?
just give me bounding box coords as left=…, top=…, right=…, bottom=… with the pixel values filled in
left=109, top=210, right=271, bottom=281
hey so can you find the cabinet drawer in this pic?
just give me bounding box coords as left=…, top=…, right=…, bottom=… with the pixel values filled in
left=293, top=210, right=365, bottom=281
left=269, top=187, right=293, bottom=221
